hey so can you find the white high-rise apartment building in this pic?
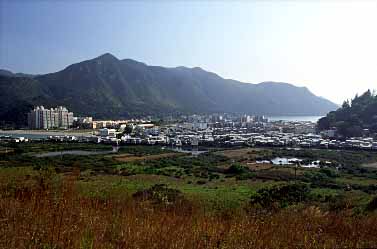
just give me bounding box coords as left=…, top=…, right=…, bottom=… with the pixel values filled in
left=27, top=106, right=74, bottom=129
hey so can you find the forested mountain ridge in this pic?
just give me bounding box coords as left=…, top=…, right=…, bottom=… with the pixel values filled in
left=0, top=53, right=338, bottom=126
left=317, top=90, right=377, bottom=137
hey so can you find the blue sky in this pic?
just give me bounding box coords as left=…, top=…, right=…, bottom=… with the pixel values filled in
left=1, top=1, right=377, bottom=104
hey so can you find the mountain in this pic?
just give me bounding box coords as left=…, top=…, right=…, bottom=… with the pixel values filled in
left=0, top=69, right=36, bottom=78
left=0, top=53, right=338, bottom=126
left=317, top=90, right=377, bottom=137
left=0, top=69, right=14, bottom=77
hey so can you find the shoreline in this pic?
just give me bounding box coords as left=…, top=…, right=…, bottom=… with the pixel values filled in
left=0, top=129, right=94, bottom=137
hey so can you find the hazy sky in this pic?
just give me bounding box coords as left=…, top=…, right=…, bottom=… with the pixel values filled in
left=1, top=1, right=377, bottom=104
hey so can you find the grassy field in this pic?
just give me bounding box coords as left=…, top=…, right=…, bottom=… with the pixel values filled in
left=1, top=142, right=377, bottom=248
left=113, top=152, right=182, bottom=163
left=1, top=173, right=377, bottom=249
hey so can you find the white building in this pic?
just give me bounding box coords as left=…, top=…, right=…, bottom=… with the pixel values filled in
left=99, top=128, right=117, bottom=137
left=321, top=129, right=336, bottom=138
left=193, top=122, right=208, bottom=130
left=27, top=106, right=73, bottom=129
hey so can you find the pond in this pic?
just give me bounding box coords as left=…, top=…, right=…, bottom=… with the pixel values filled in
left=34, top=146, right=120, bottom=157
left=163, top=146, right=208, bottom=156
left=271, top=157, right=301, bottom=165
left=257, top=157, right=320, bottom=168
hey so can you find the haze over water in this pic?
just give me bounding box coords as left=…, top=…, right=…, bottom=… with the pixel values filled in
left=268, top=116, right=323, bottom=122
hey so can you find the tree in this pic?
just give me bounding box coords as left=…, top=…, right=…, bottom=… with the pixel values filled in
left=123, top=124, right=133, bottom=134
left=317, top=89, right=377, bottom=137
left=342, top=100, right=350, bottom=109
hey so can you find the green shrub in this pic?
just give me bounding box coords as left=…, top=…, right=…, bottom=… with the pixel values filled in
left=250, top=183, right=311, bottom=209
left=319, top=168, right=339, bottom=178
left=366, top=196, right=377, bottom=212
left=236, top=172, right=255, bottom=180
left=226, top=163, right=248, bottom=175
left=327, top=194, right=352, bottom=211
left=196, top=180, right=207, bottom=185
left=132, top=184, right=184, bottom=205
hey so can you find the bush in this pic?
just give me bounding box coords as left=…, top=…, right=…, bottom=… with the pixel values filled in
left=226, top=163, right=248, bottom=175
left=327, top=194, right=352, bottom=211
left=250, top=183, right=311, bottom=209
left=319, top=168, right=339, bottom=178
left=303, top=170, right=339, bottom=188
left=236, top=172, right=255, bottom=180
left=132, top=184, right=185, bottom=205
left=366, top=196, right=377, bottom=212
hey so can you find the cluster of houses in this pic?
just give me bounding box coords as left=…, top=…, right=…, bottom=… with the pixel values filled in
left=2, top=113, right=377, bottom=151
left=0, top=136, right=29, bottom=143
left=23, top=124, right=377, bottom=151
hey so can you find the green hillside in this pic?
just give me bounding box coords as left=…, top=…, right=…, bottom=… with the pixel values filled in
left=318, top=90, right=377, bottom=137
left=0, top=53, right=338, bottom=126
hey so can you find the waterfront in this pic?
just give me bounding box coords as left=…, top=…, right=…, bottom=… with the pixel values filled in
left=267, top=116, right=323, bottom=122
left=0, top=130, right=93, bottom=139
left=34, top=146, right=119, bottom=157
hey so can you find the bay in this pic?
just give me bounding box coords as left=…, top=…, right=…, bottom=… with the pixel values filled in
left=267, top=116, right=323, bottom=122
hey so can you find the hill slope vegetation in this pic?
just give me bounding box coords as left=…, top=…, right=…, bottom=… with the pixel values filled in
left=0, top=53, right=337, bottom=125
left=318, top=90, right=377, bottom=137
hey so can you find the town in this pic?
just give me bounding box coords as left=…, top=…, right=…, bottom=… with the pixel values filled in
left=3, top=1, right=377, bottom=247
left=2, top=106, right=377, bottom=151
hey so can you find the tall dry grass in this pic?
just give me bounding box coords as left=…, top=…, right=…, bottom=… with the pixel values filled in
left=1, top=173, right=377, bottom=249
